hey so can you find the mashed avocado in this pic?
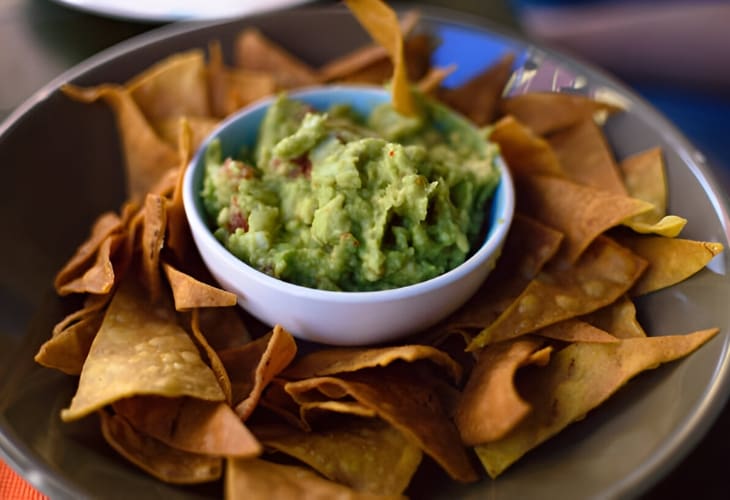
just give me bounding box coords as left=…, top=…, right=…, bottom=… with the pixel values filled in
left=201, top=94, right=499, bottom=291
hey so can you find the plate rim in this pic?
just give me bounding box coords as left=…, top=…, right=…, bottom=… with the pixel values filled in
left=1, top=4, right=730, bottom=499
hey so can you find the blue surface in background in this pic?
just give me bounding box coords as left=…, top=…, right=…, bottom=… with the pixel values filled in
left=432, top=23, right=730, bottom=191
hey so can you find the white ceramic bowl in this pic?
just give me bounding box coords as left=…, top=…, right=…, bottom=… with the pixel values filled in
left=183, top=86, right=514, bottom=345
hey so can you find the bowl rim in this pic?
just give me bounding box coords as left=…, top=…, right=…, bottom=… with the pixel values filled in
left=183, top=84, right=516, bottom=303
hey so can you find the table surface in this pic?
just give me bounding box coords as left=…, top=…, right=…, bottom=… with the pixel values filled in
left=1, top=1, right=729, bottom=499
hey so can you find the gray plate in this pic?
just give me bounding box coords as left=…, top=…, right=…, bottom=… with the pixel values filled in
left=1, top=4, right=729, bottom=500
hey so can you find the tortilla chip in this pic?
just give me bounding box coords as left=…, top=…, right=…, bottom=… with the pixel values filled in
left=548, top=119, right=627, bottom=195
left=500, top=92, right=622, bottom=136
left=619, top=147, right=687, bottom=237
left=537, top=318, right=619, bottom=344
left=489, top=115, right=565, bottom=177
left=317, top=9, right=421, bottom=82
left=126, top=50, right=210, bottom=122
left=61, top=278, right=225, bottom=422
left=113, top=396, right=261, bottom=457
left=417, top=65, right=457, bottom=95
left=255, top=419, right=421, bottom=496
left=299, top=401, right=378, bottom=428
left=437, top=52, right=514, bottom=126
left=207, top=40, right=276, bottom=118
left=225, top=458, right=374, bottom=500
left=54, top=212, right=123, bottom=293
left=99, top=410, right=222, bottom=484
left=468, top=236, right=647, bottom=350
left=441, top=214, right=564, bottom=331
left=455, top=337, right=546, bottom=446
left=217, top=325, right=298, bottom=420
left=140, top=193, right=167, bottom=301
left=582, top=296, right=646, bottom=339
left=56, top=232, right=124, bottom=296
left=518, top=174, right=653, bottom=261
left=189, top=308, right=233, bottom=404
left=474, top=328, right=720, bottom=478
left=282, top=344, right=462, bottom=384
left=285, top=367, right=478, bottom=483
left=234, top=28, right=319, bottom=89
left=162, top=262, right=237, bottom=310
left=154, top=115, right=219, bottom=151
left=344, top=0, right=416, bottom=116
left=195, top=306, right=252, bottom=351
left=61, top=84, right=179, bottom=201
left=35, top=306, right=105, bottom=375
left=613, top=233, right=724, bottom=295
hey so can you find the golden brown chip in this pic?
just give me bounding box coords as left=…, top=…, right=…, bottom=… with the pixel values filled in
left=61, top=278, right=225, bottom=422
left=285, top=367, right=478, bottom=483
left=113, top=396, right=261, bottom=458
left=56, top=232, right=124, bottom=296
left=619, top=147, right=686, bottom=237
left=613, top=233, right=724, bottom=295
left=548, top=118, right=627, bottom=195
left=537, top=319, right=619, bottom=344
left=35, top=306, right=105, bottom=375
left=489, top=115, right=565, bottom=177
left=437, top=52, right=514, bottom=126
left=218, top=325, right=298, bottom=420
left=189, top=308, right=233, bottom=404
left=126, top=50, right=211, bottom=122
left=455, top=337, right=545, bottom=446
left=282, top=344, right=462, bottom=384
left=154, top=115, right=219, bottom=151
left=62, top=84, right=179, bottom=200
left=163, top=262, right=237, bottom=310
left=518, top=174, right=653, bottom=261
left=317, top=9, right=421, bottom=82
left=196, top=306, right=252, bottom=351
left=255, top=419, right=421, bottom=496
left=344, top=0, right=416, bottom=116
left=299, top=401, right=378, bottom=428
left=474, top=328, right=720, bottom=478
left=99, top=410, right=222, bottom=484
left=468, top=236, right=647, bottom=350
left=581, top=296, right=646, bottom=339
left=54, top=212, right=123, bottom=294
left=225, top=458, right=376, bottom=500
left=234, top=28, right=319, bottom=89
left=441, top=213, right=564, bottom=331
left=417, top=65, right=457, bottom=95
left=207, top=40, right=276, bottom=118
left=140, top=193, right=167, bottom=301
left=500, top=92, right=622, bottom=136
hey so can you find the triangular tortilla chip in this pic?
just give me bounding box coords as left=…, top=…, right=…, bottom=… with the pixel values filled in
left=455, top=337, right=546, bottom=446
left=163, top=262, right=237, bottom=310
left=437, top=52, right=515, bottom=126
left=474, top=328, right=720, bottom=478
left=255, top=419, right=421, bottom=496
left=468, top=236, right=647, bottom=350
left=113, top=397, right=261, bottom=457
left=61, top=278, right=225, bottom=422
left=99, top=410, right=222, bottom=484
left=225, top=458, right=373, bottom=499
left=537, top=319, right=619, bottom=344
left=613, top=233, right=724, bottom=295
left=548, top=118, right=627, bottom=195
left=61, top=84, right=179, bottom=200
left=489, top=115, right=565, bottom=177
left=500, top=92, right=622, bottom=136
left=518, top=174, right=653, bottom=261
left=284, top=367, right=478, bottom=483
left=217, top=325, right=298, bottom=420
left=581, top=296, right=646, bottom=339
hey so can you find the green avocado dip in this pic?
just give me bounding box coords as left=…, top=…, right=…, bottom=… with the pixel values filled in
left=201, top=93, right=500, bottom=291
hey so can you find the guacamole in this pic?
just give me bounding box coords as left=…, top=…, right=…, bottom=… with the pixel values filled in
left=201, top=94, right=499, bottom=291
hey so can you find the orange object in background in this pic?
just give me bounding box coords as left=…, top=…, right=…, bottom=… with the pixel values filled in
left=0, top=460, right=47, bottom=500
